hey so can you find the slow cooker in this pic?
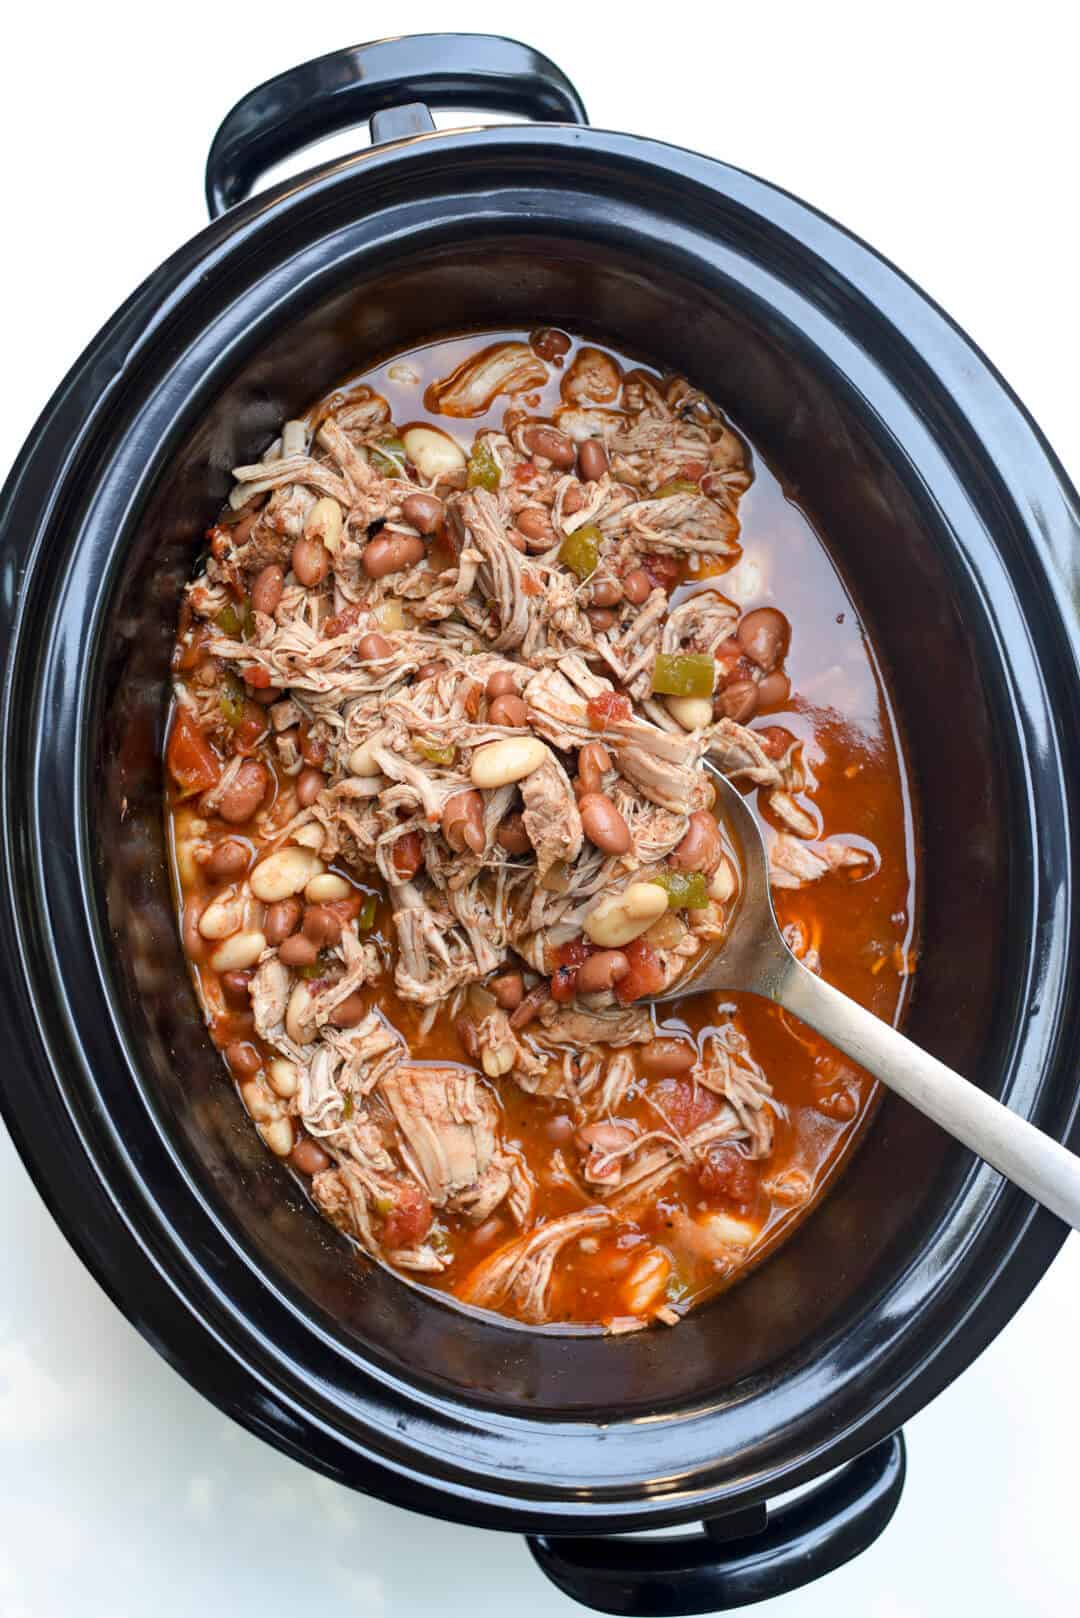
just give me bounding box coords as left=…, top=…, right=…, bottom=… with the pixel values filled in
left=1, top=33, right=1078, bottom=1617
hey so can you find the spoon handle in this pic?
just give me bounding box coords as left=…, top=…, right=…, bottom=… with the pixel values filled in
left=779, top=957, right=1080, bottom=1231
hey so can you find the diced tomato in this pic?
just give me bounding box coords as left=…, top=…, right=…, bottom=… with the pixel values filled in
left=550, top=966, right=579, bottom=1002
left=653, top=1077, right=719, bottom=1135
left=522, top=575, right=542, bottom=597
left=755, top=725, right=796, bottom=761
left=242, top=663, right=272, bottom=689
left=698, top=1145, right=759, bottom=1210
left=555, top=937, right=593, bottom=971
left=513, top=462, right=539, bottom=485
left=641, top=553, right=680, bottom=592
left=167, top=711, right=221, bottom=797
left=233, top=702, right=269, bottom=756
left=613, top=936, right=665, bottom=1004
left=382, top=1181, right=433, bottom=1250
left=587, top=691, right=632, bottom=730
left=323, top=602, right=362, bottom=639
left=679, top=460, right=707, bottom=483
left=392, top=830, right=423, bottom=879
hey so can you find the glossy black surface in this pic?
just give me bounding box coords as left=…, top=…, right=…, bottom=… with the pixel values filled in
left=528, top=1433, right=906, bottom=1614
left=1, top=30, right=1079, bottom=1615
left=205, top=33, right=588, bottom=216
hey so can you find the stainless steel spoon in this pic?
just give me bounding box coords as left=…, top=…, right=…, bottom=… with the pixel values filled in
left=648, top=768, right=1080, bottom=1230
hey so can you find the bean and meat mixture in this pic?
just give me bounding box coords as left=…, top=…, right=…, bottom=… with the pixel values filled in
left=167, top=330, right=919, bottom=1331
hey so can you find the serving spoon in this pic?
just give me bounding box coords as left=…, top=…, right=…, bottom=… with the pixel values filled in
left=647, top=768, right=1080, bottom=1231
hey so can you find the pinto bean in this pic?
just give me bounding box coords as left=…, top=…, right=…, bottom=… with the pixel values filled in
left=486, top=670, right=519, bottom=699
left=392, top=830, right=423, bottom=879
left=622, top=568, right=652, bottom=605
left=250, top=564, right=284, bottom=617
left=182, top=896, right=211, bottom=962
left=717, top=679, right=759, bottom=724
left=488, top=693, right=529, bottom=728
left=576, top=741, right=612, bottom=796
left=590, top=577, right=622, bottom=607
left=489, top=970, right=525, bottom=1011
left=737, top=607, right=790, bottom=672
left=415, top=660, right=447, bottom=683
left=205, top=838, right=250, bottom=883
left=515, top=506, right=555, bottom=548
left=640, top=1038, right=696, bottom=1077
left=226, top=1041, right=261, bottom=1080
left=586, top=607, right=617, bottom=633
left=221, top=970, right=252, bottom=1010
left=670, top=809, right=722, bottom=875
left=442, top=789, right=485, bottom=855
left=218, top=760, right=269, bottom=824
left=264, top=897, right=302, bottom=945
left=578, top=792, right=631, bottom=855
left=562, top=484, right=586, bottom=515
left=509, top=982, right=550, bottom=1029
left=291, top=534, right=331, bottom=587
left=357, top=632, right=393, bottom=661
left=250, top=685, right=281, bottom=707
left=576, top=949, right=630, bottom=994
left=302, top=904, right=342, bottom=947
left=289, top=1136, right=332, bottom=1177
left=401, top=492, right=444, bottom=534
left=361, top=532, right=425, bottom=579
left=521, top=424, right=576, bottom=468
left=578, top=440, right=609, bottom=482
left=756, top=670, right=791, bottom=708
left=497, top=813, right=532, bottom=856
left=530, top=327, right=571, bottom=361
left=278, top=932, right=319, bottom=967
left=296, top=767, right=325, bottom=807
left=329, top=992, right=367, bottom=1028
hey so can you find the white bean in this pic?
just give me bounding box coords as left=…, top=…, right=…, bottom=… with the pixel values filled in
left=250, top=846, right=325, bottom=902
left=348, top=738, right=384, bottom=778
left=481, top=1044, right=514, bottom=1078
left=286, top=982, right=316, bottom=1045
left=695, top=1211, right=757, bottom=1253
left=240, top=1078, right=280, bottom=1123
left=402, top=424, right=467, bottom=481
left=304, top=496, right=343, bottom=554
left=470, top=736, right=547, bottom=789
left=666, top=694, right=714, bottom=731
left=258, top=1116, right=295, bottom=1157
left=622, top=1248, right=672, bottom=1315
left=305, top=873, right=351, bottom=903
left=197, top=889, right=243, bottom=940
left=709, top=857, right=737, bottom=902
left=209, top=929, right=266, bottom=971
left=584, top=882, right=668, bottom=948
left=267, top=1058, right=299, bottom=1099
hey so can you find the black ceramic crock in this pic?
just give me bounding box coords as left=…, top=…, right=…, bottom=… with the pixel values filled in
left=2, top=33, right=1079, bottom=1617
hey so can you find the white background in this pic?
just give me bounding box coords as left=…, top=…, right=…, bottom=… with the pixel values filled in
left=2, top=4, right=1078, bottom=1615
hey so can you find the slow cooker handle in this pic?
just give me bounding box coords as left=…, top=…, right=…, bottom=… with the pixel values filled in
left=204, top=33, right=589, bottom=217
left=526, top=1431, right=905, bottom=1616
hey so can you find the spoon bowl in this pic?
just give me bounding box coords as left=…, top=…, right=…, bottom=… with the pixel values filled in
left=644, top=767, right=1080, bottom=1232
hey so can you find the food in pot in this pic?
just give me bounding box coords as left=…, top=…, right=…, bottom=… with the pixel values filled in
left=166, top=331, right=918, bottom=1331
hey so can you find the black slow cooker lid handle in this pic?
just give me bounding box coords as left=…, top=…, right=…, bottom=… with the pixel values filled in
left=526, top=1432, right=906, bottom=1615
left=204, top=32, right=589, bottom=217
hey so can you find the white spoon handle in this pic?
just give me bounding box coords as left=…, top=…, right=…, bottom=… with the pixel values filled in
left=781, top=957, right=1080, bottom=1231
